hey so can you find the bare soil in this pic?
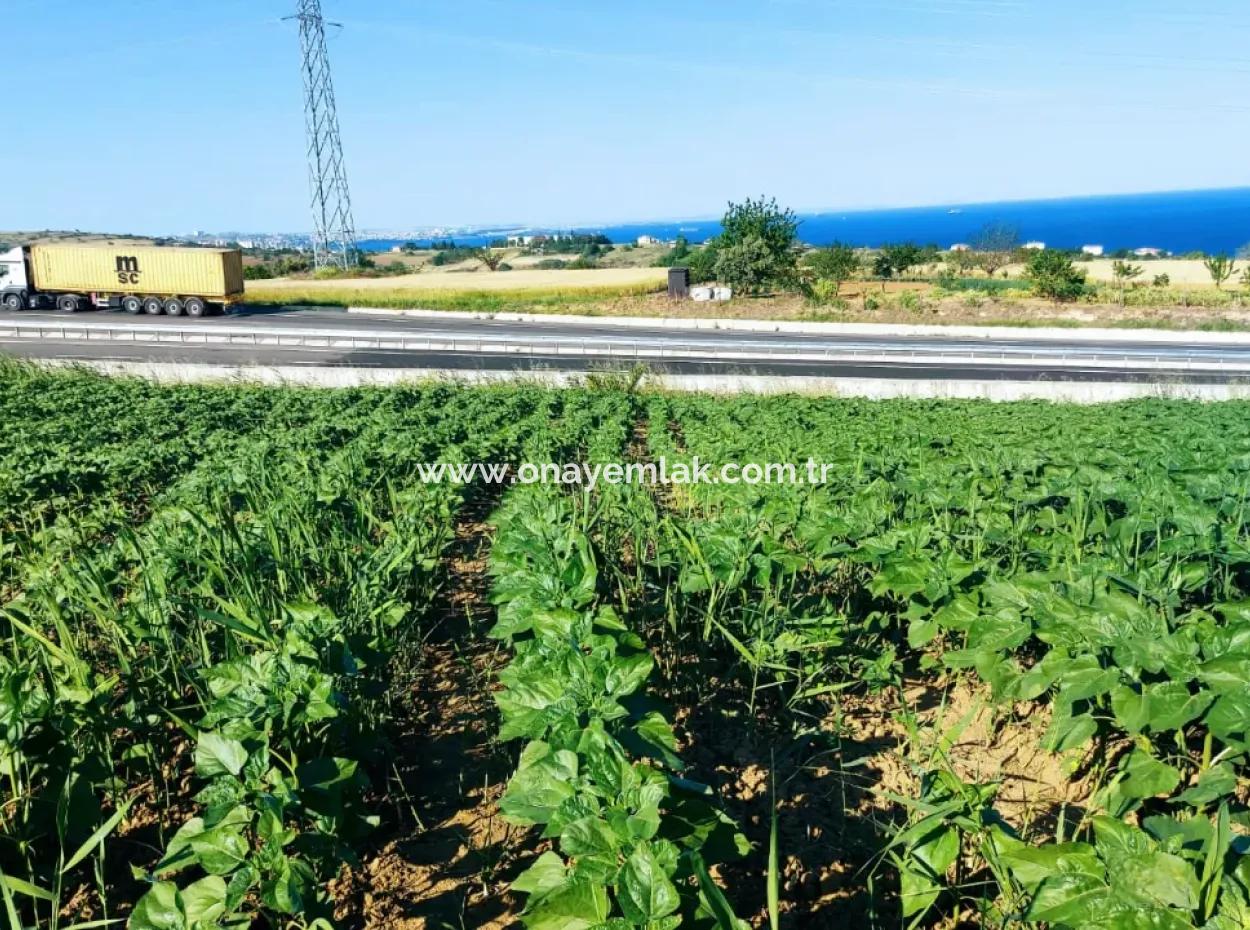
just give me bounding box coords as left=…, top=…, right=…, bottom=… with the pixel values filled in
left=663, top=674, right=1093, bottom=928
left=331, top=497, right=536, bottom=930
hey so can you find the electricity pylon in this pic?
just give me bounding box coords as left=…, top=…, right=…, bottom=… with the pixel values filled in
left=292, top=0, right=358, bottom=269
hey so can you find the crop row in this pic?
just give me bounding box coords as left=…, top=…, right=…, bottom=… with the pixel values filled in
left=486, top=399, right=748, bottom=928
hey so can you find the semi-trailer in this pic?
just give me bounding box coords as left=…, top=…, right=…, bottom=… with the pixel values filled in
left=0, top=243, right=245, bottom=316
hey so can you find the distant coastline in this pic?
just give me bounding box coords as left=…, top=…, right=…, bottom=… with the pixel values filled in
left=359, top=186, right=1250, bottom=255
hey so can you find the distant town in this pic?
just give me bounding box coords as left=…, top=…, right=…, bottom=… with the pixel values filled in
left=177, top=228, right=1171, bottom=260
left=177, top=226, right=581, bottom=251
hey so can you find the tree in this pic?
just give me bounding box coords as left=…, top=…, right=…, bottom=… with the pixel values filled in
left=716, top=196, right=799, bottom=291
left=1241, top=267, right=1250, bottom=290
left=1205, top=254, right=1236, bottom=289
left=1111, top=260, right=1143, bottom=305
left=970, top=222, right=1021, bottom=278
left=475, top=248, right=506, bottom=272
left=871, top=253, right=895, bottom=280
left=880, top=242, right=924, bottom=279
left=803, top=243, right=860, bottom=296
left=945, top=249, right=978, bottom=277
left=714, top=235, right=779, bottom=295
left=1026, top=250, right=1087, bottom=303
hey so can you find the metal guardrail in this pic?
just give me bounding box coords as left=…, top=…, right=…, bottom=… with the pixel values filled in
left=2, top=318, right=1250, bottom=373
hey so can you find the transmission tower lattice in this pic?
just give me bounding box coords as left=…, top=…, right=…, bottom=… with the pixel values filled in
left=294, top=0, right=358, bottom=269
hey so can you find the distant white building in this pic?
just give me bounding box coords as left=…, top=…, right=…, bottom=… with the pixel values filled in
left=507, top=235, right=538, bottom=247
left=636, top=235, right=662, bottom=247
left=1082, top=244, right=1105, bottom=257
left=1024, top=241, right=1047, bottom=251
left=1134, top=247, right=1164, bottom=258
left=949, top=243, right=971, bottom=252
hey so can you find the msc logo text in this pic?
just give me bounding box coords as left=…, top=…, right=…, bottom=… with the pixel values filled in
left=116, top=256, right=141, bottom=285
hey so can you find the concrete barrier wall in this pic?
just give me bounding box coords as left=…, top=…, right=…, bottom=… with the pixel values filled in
left=33, top=359, right=1250, bottom=404
left=348, top=306, right=1250, bottom=346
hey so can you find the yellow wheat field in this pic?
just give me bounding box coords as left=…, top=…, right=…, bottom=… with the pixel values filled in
left=248, top=266, right=668, bottom=294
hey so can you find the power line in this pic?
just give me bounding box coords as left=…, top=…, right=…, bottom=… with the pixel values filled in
left=289, top=0, right=358, bottom=269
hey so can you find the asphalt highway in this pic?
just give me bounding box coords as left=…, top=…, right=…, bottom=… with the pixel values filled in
left=1, top=307, right=1248, bottom=383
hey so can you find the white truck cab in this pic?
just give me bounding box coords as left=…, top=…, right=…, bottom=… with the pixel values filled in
left=0, top=247, right=33, bottom=310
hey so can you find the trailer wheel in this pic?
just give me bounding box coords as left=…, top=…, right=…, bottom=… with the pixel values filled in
left=2, top=293, right=24, bottom=311
left=164, top=297, right=185, bottom=317
left=121, top=295, right=142, bottom=314
left=184, top=296, right=207, bottom=317
left=57, top=294, right=81, bottom=313
left=143, top=297, right=164, bottom=315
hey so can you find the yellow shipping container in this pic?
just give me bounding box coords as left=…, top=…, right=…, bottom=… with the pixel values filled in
left=30, top=245, right=244, bottom=303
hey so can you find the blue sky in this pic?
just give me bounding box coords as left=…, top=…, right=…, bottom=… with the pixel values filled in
left=6, top=0, right=1249, bottom=234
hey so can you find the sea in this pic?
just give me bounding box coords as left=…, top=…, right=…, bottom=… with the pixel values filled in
left=358, top=187, right=1250, bottom=256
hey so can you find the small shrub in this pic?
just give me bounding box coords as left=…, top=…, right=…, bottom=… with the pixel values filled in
left=809, top=279, right=845, bottom=306
left=583, top=363, right=650, bottom=393
left=1153, top=274, right=1171, bottom=287
left=940, top=276, right=1019, bottom=295
left=897, top=289, right=922, bottom=312
left=243, top=256, right=313, bottom=280
left=1025, top=250, right=1087, bottom=303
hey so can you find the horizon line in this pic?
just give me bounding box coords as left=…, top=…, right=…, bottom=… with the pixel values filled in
left=348, top=183, right=1250, bottom=240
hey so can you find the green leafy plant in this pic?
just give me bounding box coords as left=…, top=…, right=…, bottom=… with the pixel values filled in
left=489, top=464, right=747, bottom=928
left=1025, top=249, right=1088, bottom=302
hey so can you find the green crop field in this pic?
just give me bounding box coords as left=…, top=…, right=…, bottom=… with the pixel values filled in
left=3, top=364, right=1250, bottom=929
